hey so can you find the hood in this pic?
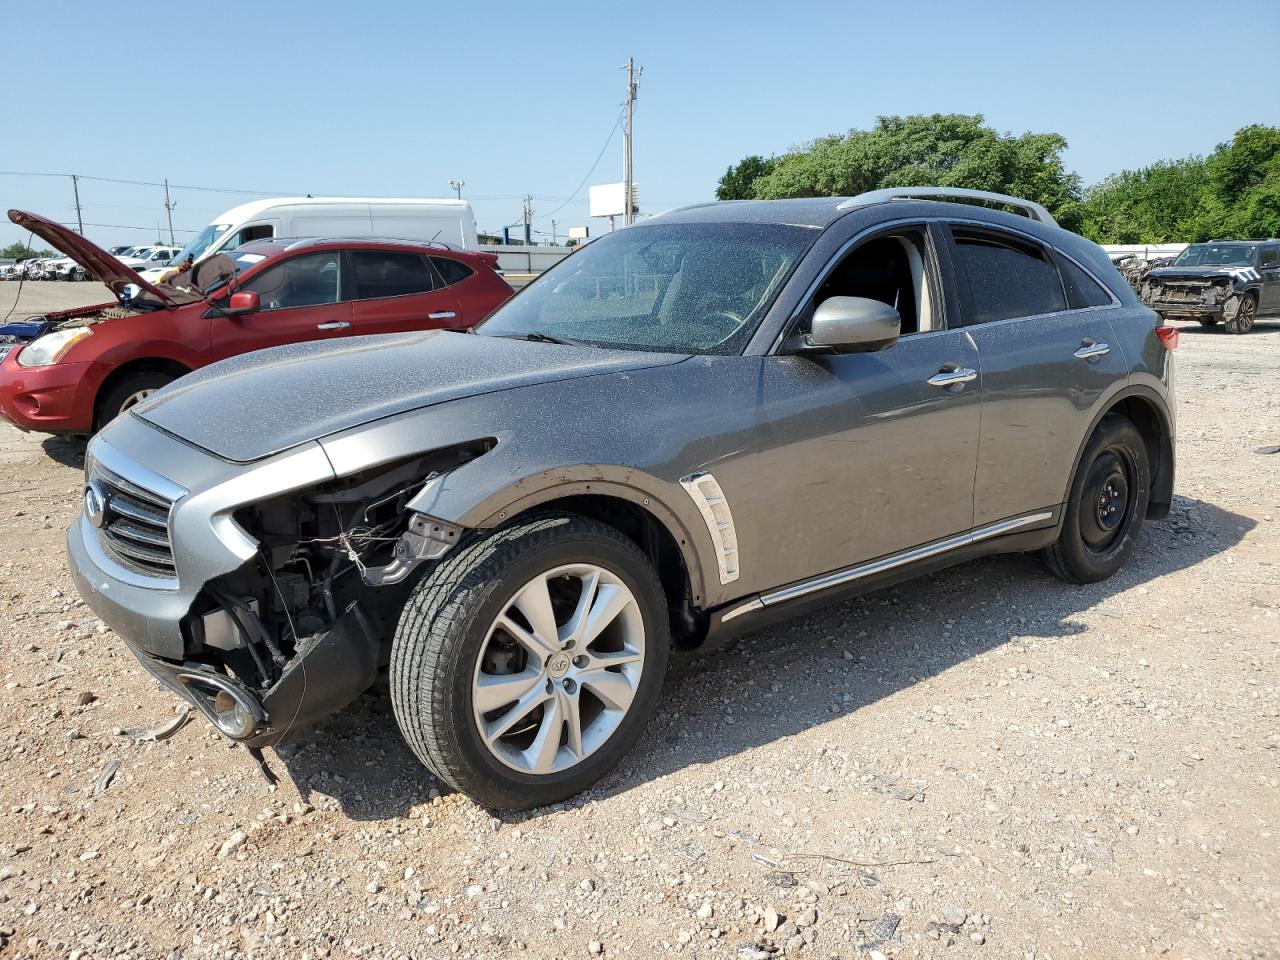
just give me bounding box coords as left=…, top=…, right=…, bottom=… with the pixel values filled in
left=132, top=330, right=688, bottom=463
left=1147, top=265, right=1254, bottom=283
left=6, top=209, right=177, bottom=305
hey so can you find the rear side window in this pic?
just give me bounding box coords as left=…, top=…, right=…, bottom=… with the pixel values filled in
left=351, top=251, right=438, bottom=299
left=951, top=230, right=1067, bottom=324
left=432, top=257, right=474, bottom=287
left=1058, top=256, right=1114, bottom=308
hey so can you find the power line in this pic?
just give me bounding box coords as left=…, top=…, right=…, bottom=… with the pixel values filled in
left=536, top=108, right=626, bottom=223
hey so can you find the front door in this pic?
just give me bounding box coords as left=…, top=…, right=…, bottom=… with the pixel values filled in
left=749, top=223, right=981, bottom=588
left=944, top=224, right=1131, bottom=526
left=208, top=249, right=352, bottom=362
left=1258, top=246, right=1280, bottom=312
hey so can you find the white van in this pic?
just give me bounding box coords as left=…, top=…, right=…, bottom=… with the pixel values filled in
left=151, top=197, right=479, bottom=277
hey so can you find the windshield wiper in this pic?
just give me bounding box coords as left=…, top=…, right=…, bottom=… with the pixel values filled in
left=498, top=331, right=589, bottom=346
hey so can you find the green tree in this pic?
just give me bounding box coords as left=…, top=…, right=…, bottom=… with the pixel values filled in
left=715, top=155, right=778, bottom=200
left=1, top=242, right=54, bottom=260
left=1080, top=125, right=1280, bottom=243
left=720, top=114, right=1083, bottom=229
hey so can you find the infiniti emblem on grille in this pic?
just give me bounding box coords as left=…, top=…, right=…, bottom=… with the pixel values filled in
left=83, top=482, right=108, bottom=529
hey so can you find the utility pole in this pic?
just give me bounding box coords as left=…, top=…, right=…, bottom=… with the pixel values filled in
left=70, top=174, right=84, bottom=235
left=623, top=57, right=640, bottom=226
left=448, top=179, right=465, bottom=200
left=163, top=178, right=177, bottom=245
left=522, top=195, right=533, bottom=245
left=551, top=219, right=558, bottom=245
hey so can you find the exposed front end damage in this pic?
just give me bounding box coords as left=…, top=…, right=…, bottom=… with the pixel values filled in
left=1141, top=274, right=1244, bottom=321
left=68, top=422, right=489, bottom=748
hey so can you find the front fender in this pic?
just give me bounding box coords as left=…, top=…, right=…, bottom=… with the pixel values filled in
left=409, top=461, right=713, bottom=606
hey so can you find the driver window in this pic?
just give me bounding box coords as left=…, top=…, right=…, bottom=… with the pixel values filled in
left=240, top=252, right=342, bottom=311
left=812, top=229, right=935, bottom=335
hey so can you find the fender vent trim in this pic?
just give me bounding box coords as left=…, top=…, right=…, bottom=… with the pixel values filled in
left=679, top=472, right=740, bottom=585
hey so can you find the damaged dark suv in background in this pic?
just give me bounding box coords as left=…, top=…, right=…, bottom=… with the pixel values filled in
left=1142, top=239, right=1280, bottom=333
left=68, top=188, right=1177, bottom=810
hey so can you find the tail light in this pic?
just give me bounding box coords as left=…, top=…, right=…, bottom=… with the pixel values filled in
left=1156, top=326, right=1179, bottom=351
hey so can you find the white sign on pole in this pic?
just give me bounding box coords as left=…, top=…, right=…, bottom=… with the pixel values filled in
left=588, top=182, right=638, bottom=218
left=568, top=226, right=589, bottom=240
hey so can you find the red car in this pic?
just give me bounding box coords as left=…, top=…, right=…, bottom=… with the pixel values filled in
left=0, top=209, right=513, bottom=435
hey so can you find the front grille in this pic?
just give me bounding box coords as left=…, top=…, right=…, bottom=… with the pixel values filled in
left=93, top=464, right=176, bottom=580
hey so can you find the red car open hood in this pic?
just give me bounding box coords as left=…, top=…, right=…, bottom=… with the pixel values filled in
left=7, top=209, right=176, bottom=306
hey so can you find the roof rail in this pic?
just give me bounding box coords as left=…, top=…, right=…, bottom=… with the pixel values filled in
left=837, top=187, right=1057, bottom=226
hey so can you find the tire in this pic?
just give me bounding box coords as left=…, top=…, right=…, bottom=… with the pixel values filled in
left=95, top=371, right=175, bottom=429
left=1197, top=318, right=1219, bottom=328
left=1224, top=294, right=1256, bottom=334
left=1043, top=416, right=1150, bottom=584
left=391, top=514, right=670, bottom=810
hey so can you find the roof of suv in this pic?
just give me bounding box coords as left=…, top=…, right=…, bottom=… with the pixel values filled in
left=654, top=196, right=1061, bottom=233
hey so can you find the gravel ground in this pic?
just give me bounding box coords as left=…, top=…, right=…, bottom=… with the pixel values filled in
left=0, top=283, right=1276, bottom=960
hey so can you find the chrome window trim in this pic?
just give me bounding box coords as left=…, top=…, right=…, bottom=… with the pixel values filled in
left=769, top=215, right=1123, bottom=355
left=720, top=510, right=1054, bottom=620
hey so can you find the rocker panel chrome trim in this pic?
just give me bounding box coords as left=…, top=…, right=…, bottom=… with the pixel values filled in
left=721, top=510, right=1056, bottom=618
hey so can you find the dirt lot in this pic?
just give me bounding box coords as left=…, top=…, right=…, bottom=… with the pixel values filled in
left=0, top=282, right=1277, bottom=960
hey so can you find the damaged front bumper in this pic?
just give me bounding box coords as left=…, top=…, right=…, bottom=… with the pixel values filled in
left=1145, top=284, right=1245, bottom=321
left=112, top=602, right=378, bottom=747
left=66, top=416, right=384, bottom=747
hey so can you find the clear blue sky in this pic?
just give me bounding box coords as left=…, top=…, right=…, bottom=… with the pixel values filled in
left=4, top=0, right=1278, bottom=250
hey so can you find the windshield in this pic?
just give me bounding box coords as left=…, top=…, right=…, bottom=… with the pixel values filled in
left=477, top=222, right=816, bottom=354
left=172, top=223, right=232, bottom=265
left=1172, top=244, right=1257, bottom=267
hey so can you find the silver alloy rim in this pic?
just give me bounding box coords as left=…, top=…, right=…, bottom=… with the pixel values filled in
left=472, top=563, right=645, bottom=775
left=119, top=388, right=156, bottom=412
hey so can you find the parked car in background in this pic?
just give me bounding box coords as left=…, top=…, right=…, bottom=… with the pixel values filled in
left=118, top=245, right=181, bottom=272
left=1141, top=239, right=1280, bottom=333
left=140, top=197, right=481, bottom=282
left=65, top=188, right=1177, bottom=810
left=0, top=209, right=512, bottom=434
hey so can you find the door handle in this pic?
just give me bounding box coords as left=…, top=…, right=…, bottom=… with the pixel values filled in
left=316, top=321, right=350, bottom=330
left=1074, top=340, right=1110, bottom=361
left=428, top=311, right=457, bottom=320
left=927, top=367, right=978, bottom=389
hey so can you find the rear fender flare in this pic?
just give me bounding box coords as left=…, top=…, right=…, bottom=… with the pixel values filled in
left=1062, top=382, right=1175, bottom=518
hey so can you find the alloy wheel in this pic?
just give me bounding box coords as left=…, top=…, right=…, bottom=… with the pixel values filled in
left=472, top=563, right=645, bottom=775
left=119, top=388, right=156, bottom=412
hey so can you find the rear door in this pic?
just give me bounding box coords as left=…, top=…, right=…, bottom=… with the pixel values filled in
left=347, top=250, right=464, bottom=333
left=208, top=249, right=352, bottom=361
left=945, top=224, right=1128, bottom=526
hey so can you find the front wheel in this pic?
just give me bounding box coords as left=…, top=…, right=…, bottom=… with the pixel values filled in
left=95, top=371, right=175, bottom=430
left=390, top=514, right=669, bottom=810
left=1043, top=416, right=1150, bottom=584
left=1224, top=295, right=1256, bottom=334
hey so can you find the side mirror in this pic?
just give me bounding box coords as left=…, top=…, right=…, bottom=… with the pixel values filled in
left=801, top=296, right=900, bottom=354
left=225, top=291, right=260, bottom=316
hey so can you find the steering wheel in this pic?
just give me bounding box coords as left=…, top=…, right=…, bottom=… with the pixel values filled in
left=703, top=310, right=744, bottom=339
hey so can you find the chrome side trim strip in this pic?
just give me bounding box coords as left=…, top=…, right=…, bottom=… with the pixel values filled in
left=757, top=511, right=1054, bottom=609
left=679, top=472, right=741, bottom=585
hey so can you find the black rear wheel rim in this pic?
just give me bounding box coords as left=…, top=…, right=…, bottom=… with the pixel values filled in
left=1080, top=448, right=1133, bottom=553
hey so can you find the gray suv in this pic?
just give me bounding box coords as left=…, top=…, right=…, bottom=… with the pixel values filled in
left=68, top=188, right=1176, bottom=810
